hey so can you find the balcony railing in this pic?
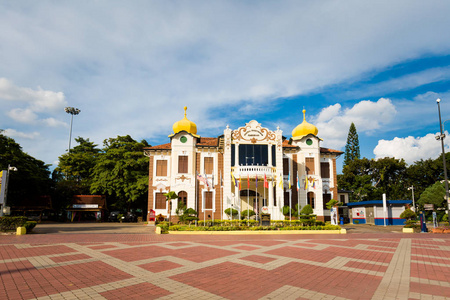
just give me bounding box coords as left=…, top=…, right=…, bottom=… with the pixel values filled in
left=232, top=166, right=276, bottom=177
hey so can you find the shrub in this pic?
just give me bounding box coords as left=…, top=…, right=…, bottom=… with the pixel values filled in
left=24, top=221, right=37, bottom=233
left=354, top=220, right=359, bottom=224
left=300, top=204, right=314, bottom=215
left=0, top=216, right=27, bottom=232
left=157, top=221, right=170, bottom=233
left=399, top=208, right=416, bottom=221
left=224, top=208, right=239, bottom=219
left=155, top=214, right=165, bottom=223
left=241, top=210, right=256, bottom=219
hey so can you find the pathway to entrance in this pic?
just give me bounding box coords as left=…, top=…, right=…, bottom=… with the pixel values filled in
left=0, top=223, right=449, bottom=299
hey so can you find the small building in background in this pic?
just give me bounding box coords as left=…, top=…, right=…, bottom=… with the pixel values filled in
left=67, top=195, right=107, bottom=222
left=346, top=200, right=412, bottom=225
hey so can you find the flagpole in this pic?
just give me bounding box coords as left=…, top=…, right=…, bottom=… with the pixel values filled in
left=247, top=175, right=249, bottom=226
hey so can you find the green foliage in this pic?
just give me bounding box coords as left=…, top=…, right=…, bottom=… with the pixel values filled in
left=241, top=209, right=256, bottom=219
left=399, top=208, right=416, bottom=221
left=224, top=208, right=239, bottom=218
left=442, top=213, right=448, bottom=222
left=325, top=199, right=342, bottom=209
left=90, top=135, right=149, bottom=209
left=24, top=221, right=37, bottom=233
left=55, top=137, right=100, bottom=194
left=0, top=131, right=52, bottom=207
left=300, top=204, right=313, bottom=215
left=282, top=205, right=292, bottom=217
left=156, top=221, right=169, bottom=233
left=417, top=181, right=446, bottom=210
left=338, top=157, right=407, bottom=201
left=344, top=122, right=360, bottom=166
left=0, top=216, right=27, bottom=231
left=178, top=207, right=198, bottom=224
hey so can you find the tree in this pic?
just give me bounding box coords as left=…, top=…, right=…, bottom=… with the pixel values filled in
left=90, top=135, right=149, bottom=210
left=344, top=122, right=360, bottom=166
left=0, top=131, right=52, bottom=206
left=56, top=137, right=100, bottom=194
left=163, top=191, right=178, bottom=224
left=417, top=181, right=446, bottom=211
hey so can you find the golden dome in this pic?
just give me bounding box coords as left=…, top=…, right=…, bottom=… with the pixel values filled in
left=172, top=106, right=197, bottom=135
left=291, top=109, right=318, bottom=139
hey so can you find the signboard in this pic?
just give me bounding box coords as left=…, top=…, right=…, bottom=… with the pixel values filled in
left=260, top=213, right=270, bottom=226
left=424, top=204, right=434, bottom=210
left=261, top=206, right=269, bottom=214
left=73, top=204, right=99, bottom=209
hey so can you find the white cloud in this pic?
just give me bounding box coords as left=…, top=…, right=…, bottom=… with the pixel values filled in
left=7, top=108, right=38, bottom=124
left=315, top=98, right=397, bottom=149
left=373, top=132, right=450, bottom=164
left=0, top=78, right=66, bottom=112
left=3, top=128, right=40, bottom=139
left=42, top=117, right=67, bottom=128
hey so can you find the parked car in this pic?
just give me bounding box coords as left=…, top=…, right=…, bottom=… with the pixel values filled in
left=108, top=211, right=122, bottom=222
left=124, top=212, right=137, bottom=222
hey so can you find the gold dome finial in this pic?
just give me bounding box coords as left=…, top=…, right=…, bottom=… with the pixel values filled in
left=171, top=106, right=198, bottom=136
left=291, top=109, right=318, bottom=140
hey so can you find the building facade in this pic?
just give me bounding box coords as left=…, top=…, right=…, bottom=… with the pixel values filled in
left=144, top=107, right=343, bottom=222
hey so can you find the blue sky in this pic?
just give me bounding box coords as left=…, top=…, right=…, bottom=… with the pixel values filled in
left=1, top=0, right=450, bottom=173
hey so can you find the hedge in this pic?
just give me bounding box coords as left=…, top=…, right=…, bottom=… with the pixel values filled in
left=0, top=216, right=27, bottom=232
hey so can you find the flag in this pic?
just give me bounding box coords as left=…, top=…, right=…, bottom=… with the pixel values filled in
left=288, top=173, right=291, bottom=189
left=197, top=172, right=209, bottom=187
left=278, top=174, right=283, bottom=189
left=204, top=173, right=210, bottom=188
left=304, top=176, right=308, bottom=190
left=264, top=174, right=268, bottom=188
left=247, top=174, right=250, bottom=188
left=239, top=176, right=242, bottom=190
left=296, top=174, right=300, bottom=191
left=231, top=172, right=237, bottom=187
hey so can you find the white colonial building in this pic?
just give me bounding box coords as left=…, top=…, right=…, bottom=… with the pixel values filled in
left=144, top=107, right=343, bottom=222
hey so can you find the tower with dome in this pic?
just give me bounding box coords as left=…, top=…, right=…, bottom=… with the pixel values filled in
left=144, top=107, right=344, bottom=222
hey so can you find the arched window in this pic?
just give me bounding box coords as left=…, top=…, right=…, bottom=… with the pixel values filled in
left=178, top=191, right=187, bottom=208
left=307, top=192, right=315, bottom=209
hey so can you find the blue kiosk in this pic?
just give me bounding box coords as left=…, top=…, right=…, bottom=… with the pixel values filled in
left=346, top=200, right=412, bottom=225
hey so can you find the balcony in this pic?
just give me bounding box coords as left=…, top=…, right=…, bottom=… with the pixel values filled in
left=232, top=166, right=276, bottom=177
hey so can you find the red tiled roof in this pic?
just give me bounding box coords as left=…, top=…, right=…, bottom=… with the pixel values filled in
left=197, top=137, right=219, bottom=147
left=282, top=139, right=297, bottom=148
left=144, top=137, right=220, bottom=150
left=320, top=147, right=344, bottom=155
left=145, top=143, right=171, bottom=150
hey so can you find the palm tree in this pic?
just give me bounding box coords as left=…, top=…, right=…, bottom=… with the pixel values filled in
left=163, top=191, right=178, bottom=224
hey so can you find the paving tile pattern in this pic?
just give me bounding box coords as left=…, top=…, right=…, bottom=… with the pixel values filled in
left=0, top=232, right=449, bottom=299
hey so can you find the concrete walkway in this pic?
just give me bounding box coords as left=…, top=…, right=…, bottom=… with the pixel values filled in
left=0, top=223, right=449, bottom=299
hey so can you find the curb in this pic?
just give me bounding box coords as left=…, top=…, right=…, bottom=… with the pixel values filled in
left=167, top=229, right=346, bottom=235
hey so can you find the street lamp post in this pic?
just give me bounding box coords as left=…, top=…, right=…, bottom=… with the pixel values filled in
left=407, top=185, right=415, bottom=211
left=436, top=98, right=450, bottom=222
left=64, top=107, right=81, bottom=152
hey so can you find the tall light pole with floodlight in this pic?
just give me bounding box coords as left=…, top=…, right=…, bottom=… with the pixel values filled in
left=64, top=107, right=81, bottom=152
left=407, top=185, right=415, bottom=211
left=436, top=98, right=450, bottom=222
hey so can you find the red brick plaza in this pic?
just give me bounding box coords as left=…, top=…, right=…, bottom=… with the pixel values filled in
left=0, top=225, right=449, bottom=300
